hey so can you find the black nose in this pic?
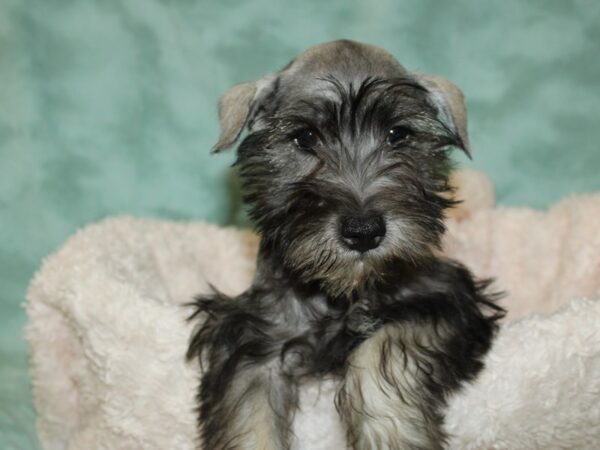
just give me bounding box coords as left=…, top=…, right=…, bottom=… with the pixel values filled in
left=339, top=214, right=386, bottom=253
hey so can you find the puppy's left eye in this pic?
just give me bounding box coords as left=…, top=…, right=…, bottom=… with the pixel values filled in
left=293, top=129, right=318, bottom=153
left=387, top=126, right=413, bottom=146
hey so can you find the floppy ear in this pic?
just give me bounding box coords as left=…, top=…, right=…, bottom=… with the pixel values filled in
left=414, top=74, right=471, bottom=157
left=211, top=75, right=276, bottom=153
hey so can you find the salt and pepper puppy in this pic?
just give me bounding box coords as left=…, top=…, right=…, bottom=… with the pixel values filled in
left=187, top=40, right=504, bottom=450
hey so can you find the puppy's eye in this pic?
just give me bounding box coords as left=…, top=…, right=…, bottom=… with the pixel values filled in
left=293, top=129, right=318, bottom=153
left=387, top=126, right=413, bottom=146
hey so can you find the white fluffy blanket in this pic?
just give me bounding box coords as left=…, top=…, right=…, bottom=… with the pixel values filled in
left=26, top=170, right=600, bottom=449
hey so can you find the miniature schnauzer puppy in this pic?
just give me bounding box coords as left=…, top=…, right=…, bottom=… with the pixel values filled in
left=187, top=40, right=504, bottom=450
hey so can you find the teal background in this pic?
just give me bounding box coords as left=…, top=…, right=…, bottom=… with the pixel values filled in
left=1, top=0, right=599, bottom=447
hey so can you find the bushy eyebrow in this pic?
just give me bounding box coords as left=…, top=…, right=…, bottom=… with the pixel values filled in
left=263, top=75, right=462, bottom=154
left=273, top=76, right=435, bottom=136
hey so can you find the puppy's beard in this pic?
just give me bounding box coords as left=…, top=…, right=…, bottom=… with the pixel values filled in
left=381, top=217, right=437, bottom=265
left=317, top=256, right=378, bottom=298
left=283, top=218, right=431, bottom=297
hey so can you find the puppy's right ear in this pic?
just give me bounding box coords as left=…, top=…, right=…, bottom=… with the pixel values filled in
left=211, top=75, right=276, bottom=153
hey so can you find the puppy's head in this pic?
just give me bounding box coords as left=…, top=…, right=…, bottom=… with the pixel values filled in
left=213, top=40, right=470, bottom=296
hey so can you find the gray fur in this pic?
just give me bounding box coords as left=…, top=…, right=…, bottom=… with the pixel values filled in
left=187, top=40, right=502, bottom=450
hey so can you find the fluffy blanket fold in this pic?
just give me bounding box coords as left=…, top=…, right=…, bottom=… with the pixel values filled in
left=26, top=170, right=600, bottom=449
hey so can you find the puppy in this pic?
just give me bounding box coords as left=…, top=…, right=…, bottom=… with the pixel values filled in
left=187, top=40, right=503, bottom=450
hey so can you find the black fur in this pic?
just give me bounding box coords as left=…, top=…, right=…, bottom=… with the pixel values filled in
left=187, top=41, right=504, bottom=450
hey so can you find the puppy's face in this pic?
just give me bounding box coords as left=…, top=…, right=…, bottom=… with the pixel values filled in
left=214, top=41, right=470, bottom=295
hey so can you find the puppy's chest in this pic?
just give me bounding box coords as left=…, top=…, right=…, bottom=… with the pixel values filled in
left=268, top=290, right=404, bottom=376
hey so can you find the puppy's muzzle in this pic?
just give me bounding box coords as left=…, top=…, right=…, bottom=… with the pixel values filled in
left=339, top=213, right=386, bottom=253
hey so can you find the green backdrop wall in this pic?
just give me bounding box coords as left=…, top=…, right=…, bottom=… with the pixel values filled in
left=1, top=0, right=599, bottom=447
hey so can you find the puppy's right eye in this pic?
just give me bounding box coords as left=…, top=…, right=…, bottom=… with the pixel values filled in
left=293, top=129, right=318, bottom=153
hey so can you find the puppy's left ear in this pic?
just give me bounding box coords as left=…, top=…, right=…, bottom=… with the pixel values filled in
left=414, top=74, right=471, bottom=157
left=212, top=75, right=276, bottom=153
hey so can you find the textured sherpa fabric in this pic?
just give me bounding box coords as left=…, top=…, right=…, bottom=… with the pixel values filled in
left=26, top=170, right=600, bottom=449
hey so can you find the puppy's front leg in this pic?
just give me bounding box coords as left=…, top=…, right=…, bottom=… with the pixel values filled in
left=200, top=354, right=297, bottom=450
left=336, top=263, right=501, bottom=450
left=337, top=322, right=448, bottom=450
left=188, top=297, right=298, bottom=450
